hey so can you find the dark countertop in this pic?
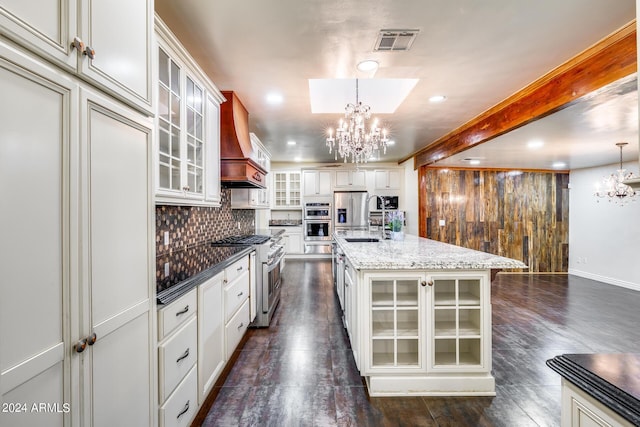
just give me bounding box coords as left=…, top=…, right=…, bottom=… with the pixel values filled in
left=156, top=243, right=254, bottom=306
left=268, top=220, right=303, bottom=227
left=547, top=353, right=640, bottom=425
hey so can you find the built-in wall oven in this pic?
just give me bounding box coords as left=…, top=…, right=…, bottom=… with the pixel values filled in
left=305, top=220, right=332, bottom=240
left=304, top=201, right=332, bottom=254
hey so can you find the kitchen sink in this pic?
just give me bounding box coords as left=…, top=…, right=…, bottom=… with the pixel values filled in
left=344, top=237, right=380, bottom=243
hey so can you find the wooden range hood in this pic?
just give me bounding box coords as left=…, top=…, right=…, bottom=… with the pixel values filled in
left=219, top=91, right=267, bottom=189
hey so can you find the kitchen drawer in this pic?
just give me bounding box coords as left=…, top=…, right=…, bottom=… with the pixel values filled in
left=159, top=316, right=197, bottom=402
left=224, top=270, right=250, bottom=322
left=225, top=256, right=249, bottom=285
left=225, top=299, right=250, bottom=360
left=158, top=289, right=197, bottom=341
left=159, top=365, right=197, bottom=427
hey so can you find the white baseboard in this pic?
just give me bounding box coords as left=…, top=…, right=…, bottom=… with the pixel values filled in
left=568, top=268, right=640, bottom=292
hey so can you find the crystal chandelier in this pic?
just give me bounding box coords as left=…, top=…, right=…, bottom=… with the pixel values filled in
left=594, top=142, right=637, bottom=205
left=326, top=79, right=389, bottom=164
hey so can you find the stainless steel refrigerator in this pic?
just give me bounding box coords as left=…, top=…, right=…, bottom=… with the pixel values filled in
left=334, top=191, right=368, bottom=231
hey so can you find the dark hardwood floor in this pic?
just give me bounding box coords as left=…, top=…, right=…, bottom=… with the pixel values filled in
left=197, top=260, right=640, bottom=426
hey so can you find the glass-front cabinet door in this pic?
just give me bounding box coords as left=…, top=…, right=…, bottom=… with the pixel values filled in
left=363, top=273, right=426, bottom=374
left=185, top=76, right=204, bottom=194
left=155, top=20, right=224, bottom=206
left=158, top=48, right=182, bottom=192
left=429, top=273, right=489, bottom=372
left=272, top=171, right=301, bottom=208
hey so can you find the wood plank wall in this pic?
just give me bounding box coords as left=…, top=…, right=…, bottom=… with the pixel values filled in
left=418, top=167, right=569, bottom=272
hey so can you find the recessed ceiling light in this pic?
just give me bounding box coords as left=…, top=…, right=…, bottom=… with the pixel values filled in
left=266, top=92, right=283, bottom=105
left=469, top=159, right=481, bottom=166
left=429, top=95, right=446, bottom=103
left=552, top=162, right=567, bottom=168
left=294, top=156, right=302, bottom=162
left=287, top=140, right=296, bottom=146
left=357, top=60, right=379, bottom=72
left=527, top=139, right=544, bottom=149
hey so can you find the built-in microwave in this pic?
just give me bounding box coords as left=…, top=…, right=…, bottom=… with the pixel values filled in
left=377, top=196, right=398, bottom=210
left=304, top=202, right=331, bottom=220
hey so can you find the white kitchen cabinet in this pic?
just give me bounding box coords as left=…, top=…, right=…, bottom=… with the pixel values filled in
left=272, top=171, right=302, bottom=208
left=231, top=134, right=271, bottom=209
left=224, top=257, right=251, bottom=360
left=429, top=273, right=489, bottom=371
left=335, top=169, right=367, bottom=189
left=344, top=259, right=360, bottom=370
left=374, top=169, right=402, bottom=190
left=362, top=272, right=426, bottom=375
left=159, top=366, right=198, bottom=427
left=1, top=20, right=154, bottom=427
left=272, top=226, right=304, bottom=256
left=155, top=18, right=224, bottom=206
left=560, top=380, right=632, bottom=427
left=1, top=46, right=154, bottom=426
left=81, top=88, right=154, bottom=427
left=0, top=45, right=75, bottom=427
left=230, top=188, right=270, bottom=209
left=345, top=262, right=493, bottom=396
left=303, top=170, right=333, bottom=196
left=158, top=317, right=197, bottom=403
left=249, top=252, right=258, bottom=322
left=0, top=0, right=153, bottom=114
left=197, top=273, right=225, bottom=404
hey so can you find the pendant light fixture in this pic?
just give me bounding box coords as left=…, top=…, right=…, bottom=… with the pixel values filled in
left=325, top=79, right=389, bottom=164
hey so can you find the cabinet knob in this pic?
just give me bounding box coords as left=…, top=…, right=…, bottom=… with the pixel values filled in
left=421, top=280, right=433, bottom=287
left=71, top=37, right=85, bottom=53
left=83, top=46, right=95, bottom=60
left=87, top=332, right=97, bottom=346
left=74, top=338, right=87, bottom=353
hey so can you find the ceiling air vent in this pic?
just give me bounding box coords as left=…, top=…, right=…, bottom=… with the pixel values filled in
left=374, top=29, right=420, bottom=51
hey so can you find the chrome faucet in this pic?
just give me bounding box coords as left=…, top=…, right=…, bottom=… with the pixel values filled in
left=366, top=194, right=388, bottom=239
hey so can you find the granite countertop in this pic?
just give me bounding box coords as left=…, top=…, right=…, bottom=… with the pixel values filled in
left=334, top=230, right=527, bottom=270
left=547, top=353, right=640, bottom=425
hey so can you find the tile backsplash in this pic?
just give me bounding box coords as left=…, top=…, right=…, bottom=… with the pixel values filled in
left=155, top=189, right=255, bottom=287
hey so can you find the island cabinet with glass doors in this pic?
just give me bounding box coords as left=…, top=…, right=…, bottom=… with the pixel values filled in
left=333, top=231, right=527, bottom=397
left=357, top=270, right=494, bottom=396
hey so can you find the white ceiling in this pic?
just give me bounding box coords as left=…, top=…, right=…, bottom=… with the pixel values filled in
left=154, top=0, right=638, bottom=169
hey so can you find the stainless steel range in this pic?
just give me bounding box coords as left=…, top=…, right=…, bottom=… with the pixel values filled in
left=211, top=233, right=284, bottom=327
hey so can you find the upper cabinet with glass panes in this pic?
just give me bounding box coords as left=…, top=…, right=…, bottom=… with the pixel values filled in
left=155, top=17, right=225, bottom=206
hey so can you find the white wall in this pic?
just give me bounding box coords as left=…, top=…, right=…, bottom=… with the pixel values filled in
left=569, top=161, right=640, bottom=290
left=401, top=159, right=419, bottom=235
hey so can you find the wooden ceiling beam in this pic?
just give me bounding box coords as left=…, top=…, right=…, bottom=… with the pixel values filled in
left=410, top=20, right=637, bottom=169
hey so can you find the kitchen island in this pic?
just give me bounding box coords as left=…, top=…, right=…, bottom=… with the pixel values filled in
left=333, top=230, right=526, bottom=396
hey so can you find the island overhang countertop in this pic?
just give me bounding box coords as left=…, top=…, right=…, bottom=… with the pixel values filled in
left=334, top=230, right=527, bottom=270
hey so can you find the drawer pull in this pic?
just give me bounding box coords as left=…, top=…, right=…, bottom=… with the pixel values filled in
left=237, top=266, right=243, bottom=271
left=175, top=305, right=189, bottom=316
left=237, top=291, right=244, bottom=297
left=176, top=348, right=190, bottom=363
left=177, top=401, right=189, bottom=419
left=237, top=322, right=244, bottom=330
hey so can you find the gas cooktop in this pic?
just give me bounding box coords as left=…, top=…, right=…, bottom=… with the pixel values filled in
left=211, top=234, right=270, bottom=245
